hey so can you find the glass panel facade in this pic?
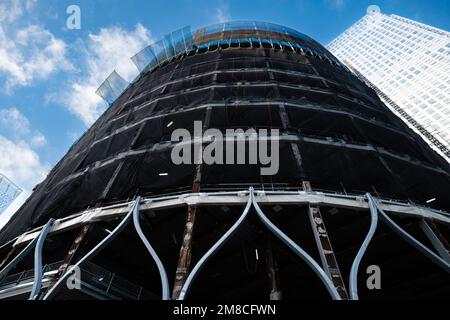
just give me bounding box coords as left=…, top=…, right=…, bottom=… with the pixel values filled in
left=0, top=173, right=22, bottom=215
left=328, top=9, right=450, bottom=159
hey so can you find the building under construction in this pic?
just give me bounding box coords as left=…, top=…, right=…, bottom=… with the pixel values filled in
left=0, top=22, right=449, bottom=300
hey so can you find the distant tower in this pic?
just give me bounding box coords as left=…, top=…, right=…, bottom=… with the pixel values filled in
left=328, top=6, right=450, bottom=160
left=0, top=173, right=22, bottom=215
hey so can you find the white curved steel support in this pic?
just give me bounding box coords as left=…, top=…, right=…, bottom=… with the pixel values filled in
left=29, top=219, right=55, bottom=300
left=374, top=198, right=450, bottom=273
left=251, top=191, right=341, bottom=300
left=349, top=193, right=379, bottom=300
left=178, top=188, right=253, bottom=300
left=43, top=199, right=140, bottom=300
left=133, top=197, right=170, bottom=300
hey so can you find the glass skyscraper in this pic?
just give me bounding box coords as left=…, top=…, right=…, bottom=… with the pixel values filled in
left=0, top=173, right=22, bottom=215
left=328, top=6, right=450, bottom=160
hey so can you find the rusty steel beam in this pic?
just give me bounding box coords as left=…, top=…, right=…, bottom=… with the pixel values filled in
left=42, top=224, right=92, bottom=297
left=172, top=107, right=211, bottom=299
left=265, top=238, right=282, bottom=300
left=58, top=225, right=92, bottom=279
left=303, top=181, right=349, bottom=300
left=252, top=189, right=341, bottom=300
left=172, top=204, right=198, bottom=299
left=51, top=202, right=102, bottom=284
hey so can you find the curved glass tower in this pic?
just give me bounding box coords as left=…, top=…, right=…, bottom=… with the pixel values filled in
left=0, top=22, right=449, bottom=300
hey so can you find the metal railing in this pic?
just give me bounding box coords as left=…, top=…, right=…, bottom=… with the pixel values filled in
left=0, top=260, right=152, bottom=300
left=0, top=261, right=61, bottom=288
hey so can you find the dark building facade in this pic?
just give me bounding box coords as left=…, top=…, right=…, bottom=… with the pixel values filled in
left=0, top=22, right=449, bottom=300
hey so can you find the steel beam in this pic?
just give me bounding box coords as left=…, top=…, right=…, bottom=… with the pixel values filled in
left=0, top=239, right=39, bottom=281
left=374, top=198, right=450, bottom=273
left=6, top=190, right=450, bottom=250
left=43, top=198, right=140, bottom=300
left=178, top=188, right=253, bottom=300
left=41, top=224, right=92, bottom=298
left=88, top=98, right=408, bottom=157
left=418, top=219, right=450, bottom=263
left=172, top=106, right=210, bottom=299
left=0, top=219, right=55, bottom=282
left=265, top=237, right=282, bottom=300
left=57, top=225, right=92, bottom=283
left=46, top=131, right=448, bottom=190
left=172, top=205, right=197, bottom=299
left=303, top=181, right=348, bottom=299
left=252, top=190, right=341, bottom=300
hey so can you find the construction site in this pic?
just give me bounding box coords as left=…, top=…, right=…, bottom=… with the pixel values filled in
left=0, top=22, right=449, bottom=300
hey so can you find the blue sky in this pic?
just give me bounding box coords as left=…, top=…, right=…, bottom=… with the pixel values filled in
left=0, top=0, right=449, bottom=219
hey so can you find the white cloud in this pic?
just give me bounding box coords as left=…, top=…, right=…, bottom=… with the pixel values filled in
left=60, top=24, right=153, bottom=126
left=0, top=0, right=37, bottom=23
left=25, top=0, right=37, bottom=12
left=325, top=0, right=346, bottom=11
left=0, top=107, right=46, bottom=147
left=0, top=0, right=24, bottom=23
left=0, top=136, right=49, bottom=191
left=0, top=106, right=48, bottom=226
left=215, top=4, right=230, bottom=23
left=31, top=131, right=47, bottom=148
left=0, top=107, right=30, bottom=135
left=0, top=24, right=73, bottom=90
